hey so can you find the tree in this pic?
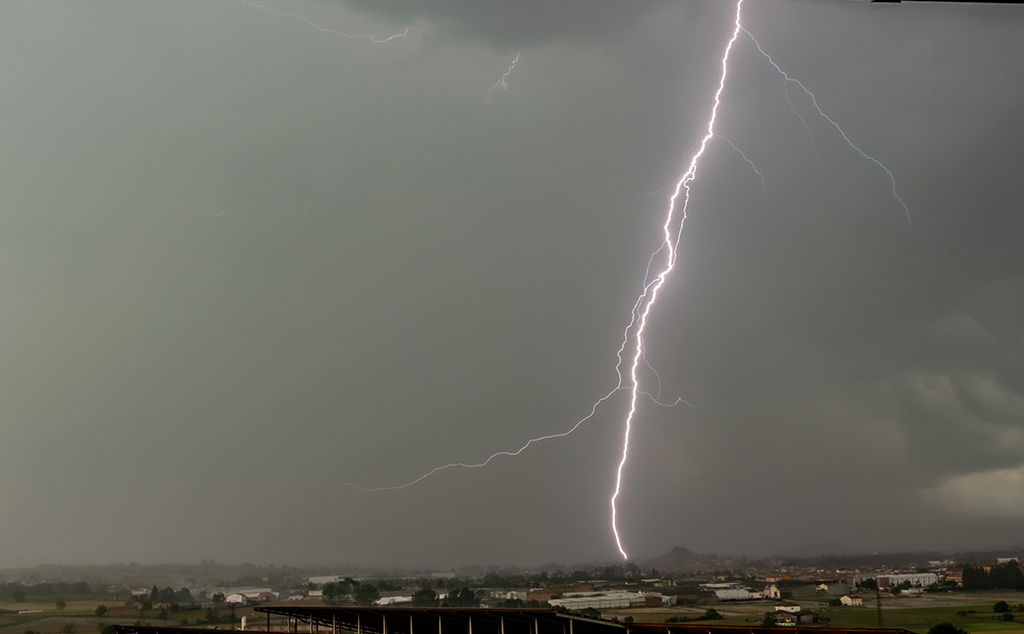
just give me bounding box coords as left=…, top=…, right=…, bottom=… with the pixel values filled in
left=95, top=606, right=108, bottom=617
left=352, top=584, right=380, bottom=606
left=443, top=588, right=479, bottom=608
left=963, top=566, right=991, bottom=591
left=323, top=582, right=350, bottom=605
left=891, top=581, right=912, bottom=596
left=61, top=625, right=75, bottom=634
left=13, top=590, right=26, bottom=603
left=1001, top=613, right=1015, bottom=622
left=995, top=601, right=1010, bottom=613
left=991, top=561, right=1024, bottom=590
left=702, top=609, right=722, bottom=621
left=55, top=599, right=67, bottom=610
left=212, top=593, right=225, bottom=606
left=411, top=588, right=439, bottom=607
left=158, top=608, right=169, bottom=622
left=927, top=624, right=968, bottom=634
left=828, top=599, right=842, bottom=607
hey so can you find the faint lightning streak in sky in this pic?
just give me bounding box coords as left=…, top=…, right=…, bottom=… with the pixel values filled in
left=742, top=28, right=915, bottom=230
left=338, top=265, right=701, bottom=492
left=716, top=134, right=766, bottom=194
left=784, top=79, right=820, bottom=166
left=487, top=53, right=520, bottom=101
left=610, top=0, right=743, bottom=561
left=643, top=346, right=664, bottom=400
left=632, top=184, right=673, bottom=203
left=335, top=388, right=703, bottom=492
left=239, top=0, right=410, bottom=43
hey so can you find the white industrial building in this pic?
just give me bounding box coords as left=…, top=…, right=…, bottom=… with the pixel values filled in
left=225, top=588, right=274, bottom=604
left=698, top=582, right=763, bottom=602
left=876, top=573, right=937, bottom=589
left=713, top=588, right=763, bottom=601
left=309, top=576, right=343, bottom=585
left=549, top=592, right=649, bottom=610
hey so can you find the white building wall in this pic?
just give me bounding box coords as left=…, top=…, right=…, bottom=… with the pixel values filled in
left=877, top=573, right=938, bottom=588
left=714, top=589, right=754, bottom=601
left=550, top=592, right=646, bottom=610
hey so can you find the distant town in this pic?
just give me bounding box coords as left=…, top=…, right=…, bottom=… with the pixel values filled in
left=3, top=548, right=1024, bottom=634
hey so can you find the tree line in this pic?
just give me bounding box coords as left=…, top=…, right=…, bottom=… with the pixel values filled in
left=2, top=581, right=93, bottom=602
left=962, top=561, right=1024, bottom=591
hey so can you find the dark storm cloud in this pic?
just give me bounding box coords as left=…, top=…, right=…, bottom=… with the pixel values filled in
left=1, top=0, right=1023, bottom=568
left=337, top=0, right=669, bottom=46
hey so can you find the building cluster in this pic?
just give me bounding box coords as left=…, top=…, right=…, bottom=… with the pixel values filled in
left=88, top=553, right=1023, bottom=620
left=292, top=556, right=1022, bottom=609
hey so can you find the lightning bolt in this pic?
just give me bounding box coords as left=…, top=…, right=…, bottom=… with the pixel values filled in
left=716, top=134, right=766, bottom=195
left=488, top=53, right=520, bottom=101
left=336, top=213, right=706, bottom=494
left=634, top=132, right=763, bottom=203
left=610, top=0, right=745, bottom=561
left=741, top=27, right=915, bottom=230
left=238, top=0, right=410, bottom=44
left=337, top=0, right=914, bottom=563
left=335, top=388, right=704, bottom=492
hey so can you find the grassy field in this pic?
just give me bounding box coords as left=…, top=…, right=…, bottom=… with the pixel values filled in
left=0, top=599, right=108, bottom=630
left=821, top=604, right=1024, bottom=633
left=0, top=600, right=110, bottom=613
left=0, top=603, right=285, bottom=634
left=606, top=593, right=1024, bottom=634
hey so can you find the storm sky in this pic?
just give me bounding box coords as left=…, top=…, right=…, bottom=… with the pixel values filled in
left=1, top=0, right=1023, bottom=569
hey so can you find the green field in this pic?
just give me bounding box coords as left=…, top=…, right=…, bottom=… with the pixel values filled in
left=817, top=605, right=1024, bottom=633
left=614, top=597, right=1024, bottom=634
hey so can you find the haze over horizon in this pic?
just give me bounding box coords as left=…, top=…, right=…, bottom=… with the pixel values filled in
left=1, top=0, right=1023, bottom=569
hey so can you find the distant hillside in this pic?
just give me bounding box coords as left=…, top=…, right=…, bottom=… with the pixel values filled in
left=647, top=546, right=702, bottom=565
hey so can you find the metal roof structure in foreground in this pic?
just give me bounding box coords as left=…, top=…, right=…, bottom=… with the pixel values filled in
left=253, top=606, right=608, bottom=634
left=112, top=607, right=915, bottom=634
